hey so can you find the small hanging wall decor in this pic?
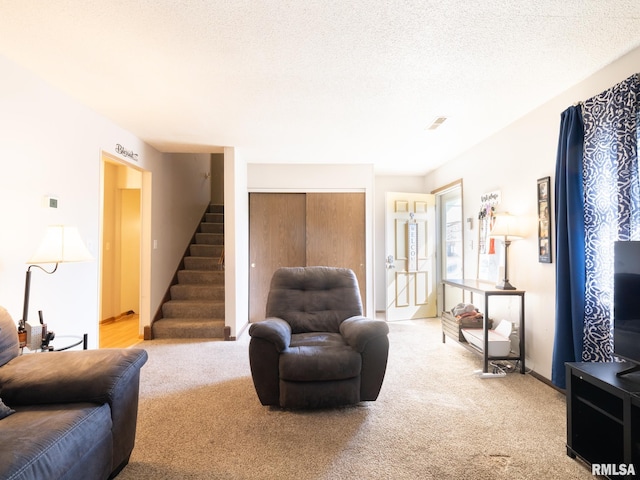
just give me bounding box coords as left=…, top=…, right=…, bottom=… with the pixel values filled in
left=477, top=190, right=501, bottom=282
left=537, top=176, right=552, bottom=263
left=478, top=190, right=501, bottom=255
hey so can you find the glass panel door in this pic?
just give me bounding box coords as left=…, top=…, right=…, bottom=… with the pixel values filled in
left=438, top=185, right=463, bottom=280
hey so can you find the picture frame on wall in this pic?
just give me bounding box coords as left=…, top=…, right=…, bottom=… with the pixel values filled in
left=537, top=176, right=552, bottom=263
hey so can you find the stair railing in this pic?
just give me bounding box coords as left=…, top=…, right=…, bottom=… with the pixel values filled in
left=218, top=247, right=225, bottom=269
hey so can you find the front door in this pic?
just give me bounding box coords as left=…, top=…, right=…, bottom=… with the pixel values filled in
left=385, top=192, right=436, bottom=321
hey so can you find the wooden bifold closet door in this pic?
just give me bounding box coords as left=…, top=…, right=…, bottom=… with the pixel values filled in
left=249, top=192, right=365, bottom=323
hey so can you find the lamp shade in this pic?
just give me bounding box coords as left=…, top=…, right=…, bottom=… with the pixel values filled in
left=27, top=225, right=93, bottom=264
left=489, top=213, right=525, bottom=240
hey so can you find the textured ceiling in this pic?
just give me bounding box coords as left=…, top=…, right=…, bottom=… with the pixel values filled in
left=1, top=1, right=639, bottom=175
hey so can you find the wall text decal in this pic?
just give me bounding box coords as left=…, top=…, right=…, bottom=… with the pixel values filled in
left=115, top=144, right=139, bottom=162
left=480, top=190, right=501, bottom=205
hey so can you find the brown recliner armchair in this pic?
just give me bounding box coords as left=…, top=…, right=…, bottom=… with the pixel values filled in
left=249, top=266, right=389, bottom=409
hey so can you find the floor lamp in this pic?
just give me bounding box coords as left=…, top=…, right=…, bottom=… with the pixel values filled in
left=489, top=213, right=524, bottom=290
left=19, top=225, right=93, bottom=347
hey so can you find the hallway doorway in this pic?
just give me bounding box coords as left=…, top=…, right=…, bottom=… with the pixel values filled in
left=100, top=154, right=145, bottom=348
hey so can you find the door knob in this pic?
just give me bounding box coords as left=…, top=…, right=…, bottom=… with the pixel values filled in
left=385, top=255, right=395, bottom=269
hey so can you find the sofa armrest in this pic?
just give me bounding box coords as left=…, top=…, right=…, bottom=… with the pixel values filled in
left=0, top=348, right=148, bottom=406
left=248, top=318, right=291, bottom=352
left=340, top=316, right=389, bottom=352
left=0, top=347, right=148, bottom=475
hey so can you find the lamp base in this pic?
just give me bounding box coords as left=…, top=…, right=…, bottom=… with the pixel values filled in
left=495, top=279, right=517, bottom=290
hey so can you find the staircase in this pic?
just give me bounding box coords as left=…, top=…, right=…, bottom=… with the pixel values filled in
left=151, top=204, right=227, bottom=340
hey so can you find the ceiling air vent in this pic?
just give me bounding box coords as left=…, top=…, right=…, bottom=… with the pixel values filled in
left=427, top=116, right=448, bottom=131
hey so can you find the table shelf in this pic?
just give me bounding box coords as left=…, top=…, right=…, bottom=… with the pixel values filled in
left=441, top=279, right=525, bottom=374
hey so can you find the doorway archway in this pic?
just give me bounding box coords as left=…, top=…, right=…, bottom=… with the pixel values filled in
left=99, top=153, right=150, bottom=347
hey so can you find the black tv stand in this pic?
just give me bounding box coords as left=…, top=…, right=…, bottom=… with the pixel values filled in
left=616, top=362, right=640, bottom=377
left=566, top=362, right=640, bottom=478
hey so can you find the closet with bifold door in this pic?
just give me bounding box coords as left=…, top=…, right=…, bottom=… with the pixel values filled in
left=249, top=192, right=366, bottom=323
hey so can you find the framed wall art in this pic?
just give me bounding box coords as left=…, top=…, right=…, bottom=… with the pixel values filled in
left=537, top=176, right=552, bottom=263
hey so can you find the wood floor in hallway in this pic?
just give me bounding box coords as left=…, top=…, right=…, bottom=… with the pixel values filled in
left=100, top=314, right=142, bottom=349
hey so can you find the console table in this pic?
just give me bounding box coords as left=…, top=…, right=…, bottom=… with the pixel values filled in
left=441, top=279, right=525, bottom=374
left=566, top=361, right=640, bottom=477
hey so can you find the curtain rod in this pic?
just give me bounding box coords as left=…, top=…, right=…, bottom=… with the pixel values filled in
left=572, top=72, right=640, bottom=108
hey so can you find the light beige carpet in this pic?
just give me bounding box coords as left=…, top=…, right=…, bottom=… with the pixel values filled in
left=117, top=318, right=592, bottom=479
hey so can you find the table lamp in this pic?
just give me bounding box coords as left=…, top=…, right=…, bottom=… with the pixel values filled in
left=489, top=213, right=524, bottom=290
left=19, top=226, right=93, bottom=345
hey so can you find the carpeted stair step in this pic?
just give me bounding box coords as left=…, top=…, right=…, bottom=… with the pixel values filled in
left=200, top=222, right=224, bottom=234
left=183, top=256, right=222, bottom=271
left=195, top=232, right=224, bottom=245
left=170, top=284, right=224, bottom=301
left=152, top=318, right=226, bottom=339
left=205, top=212, right=224, bottom=224
left=190, top=244, right=223, bottom=258
left=162, top=300, right=224, bottom=318
left=177, top=270, right=224, bottom=285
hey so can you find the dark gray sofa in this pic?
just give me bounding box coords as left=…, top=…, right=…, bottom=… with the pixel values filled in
left=0, top=306, right=148, bottom=480
left=249, top=266, right=389, bottom=409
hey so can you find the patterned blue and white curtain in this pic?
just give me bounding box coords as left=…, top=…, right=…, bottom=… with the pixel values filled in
left=582, top=74, right=640, bottom=362
left=552, top=74, right=640, bottom=388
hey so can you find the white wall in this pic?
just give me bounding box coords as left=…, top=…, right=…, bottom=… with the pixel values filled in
left=247, top=163, right=375, bottom=317
left=224, top=147, right=249, bottom=339
left=424, top=45, right=640, bottom=381
left=0, top=54, right=210, bottom=347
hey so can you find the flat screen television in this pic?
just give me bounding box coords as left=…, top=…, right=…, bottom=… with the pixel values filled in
left=613, top=241, right=640, bottom=376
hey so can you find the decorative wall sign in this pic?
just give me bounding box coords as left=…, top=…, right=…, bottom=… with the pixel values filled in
left=115, top=143, right=139, bottom=162
left=480, top=190, right=501, bottom=206
left=407, top=213, right=418, bottom=272
left=477, top=190, right=501, bottom=282
left=537, top=176, right=552, bottom=263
